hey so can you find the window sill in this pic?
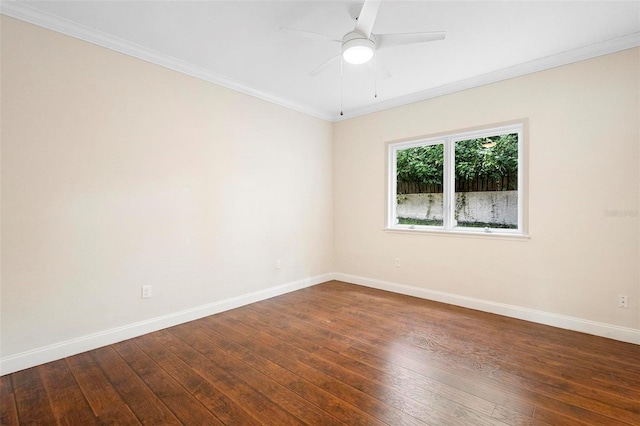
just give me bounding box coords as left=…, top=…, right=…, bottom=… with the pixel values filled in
left=383, top=227, right=530, bottom=241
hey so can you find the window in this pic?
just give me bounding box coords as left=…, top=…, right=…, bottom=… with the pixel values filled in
left=387, top=123, right=525, bottom=235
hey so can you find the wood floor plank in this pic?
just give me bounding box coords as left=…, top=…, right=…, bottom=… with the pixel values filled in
left=355, top=298, right=640, bottom=400
left=132, top=333, right=263, bottom=426
left=208, top=311, right=507, bottom=426
left=39, top=359, right=98, bottom=425
left=530, top=404, right=619, bottom=426
left=170, top=322, right=347, bottom=426
left=290, top=285, right=639, bottom=387
left=348, top=339, right=632, bottom=426
left=11, top=367, right=57, bottom=424
left=213, top=309, right=497, bottom=417
left=90, top=346, right=182, bottom=425
left=3, top=280, right=639, bottom=425
left=263, top=286, right=640, bottom=425
left=153, top=328, right=307, bottom=426
left=489, top=405, right=552, bottom=426
left=309, top=283, right=640, bottom=371
left=66, top=351, right=141, bottom=424
left=112, top=339, right=225, bottom=425
left=341, top=344, right=531, bottom=415
left=231, top=297, right=577, bottom=425
left=0, top=375, right=19, bottom=426
left=252, top=296, right=533, bottom=420
left=268, top=286, right=634, bottom=422
left=184, top=319, right=386, bottom=426
left=203, top=315, right=431, bottom=425
left=199, top=321, right=396, bottom=426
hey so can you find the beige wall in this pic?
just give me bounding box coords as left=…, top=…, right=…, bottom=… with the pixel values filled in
left=1, top=16, right=334, bottom=358
left=334, top=48, right=640, bottom=330
left=1, top=15, right=638, bottom=366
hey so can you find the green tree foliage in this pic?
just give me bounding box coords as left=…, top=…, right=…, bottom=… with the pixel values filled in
left=396, top=144, right=443, bottom=185
left=397, top=133, right=518, bottom=186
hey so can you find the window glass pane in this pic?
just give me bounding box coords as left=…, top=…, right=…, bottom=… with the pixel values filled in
left=395, top=144, right=444, bottom=226
left=454, top=133, right=518, bottom=229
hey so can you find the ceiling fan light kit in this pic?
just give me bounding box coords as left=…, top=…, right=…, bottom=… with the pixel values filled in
left=342, top=35, right=375, bottom=64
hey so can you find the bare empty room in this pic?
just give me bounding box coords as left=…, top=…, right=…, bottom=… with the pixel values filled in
left=1, top=1, right=639, bottom=425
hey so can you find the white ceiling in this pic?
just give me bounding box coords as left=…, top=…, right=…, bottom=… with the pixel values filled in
left=3, top=1, right=640, bottom=121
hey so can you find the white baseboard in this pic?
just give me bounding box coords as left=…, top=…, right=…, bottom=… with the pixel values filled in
left=334, top=273, right=640, bottom=345
left=3, top=271, right=638, bottom=375
left=0, top=273, right=333, bottom=376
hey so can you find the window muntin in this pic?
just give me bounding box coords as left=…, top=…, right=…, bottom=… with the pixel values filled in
left=388, top=124, right=524, bottom=235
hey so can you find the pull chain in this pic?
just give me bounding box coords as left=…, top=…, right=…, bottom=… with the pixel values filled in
left=340, top=57, right=344, bottom=116
left=374, top=53, right=378, bottom=98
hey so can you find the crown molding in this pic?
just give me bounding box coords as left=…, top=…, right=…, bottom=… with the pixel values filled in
left=337, top=31, right=640, bottom=121
left=2, top=1, right=638, bottom=123
left=0, top=1, right=335, bottom=122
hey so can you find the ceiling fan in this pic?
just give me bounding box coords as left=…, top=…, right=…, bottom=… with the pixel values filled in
left=282, top=0, right=446, bottom=77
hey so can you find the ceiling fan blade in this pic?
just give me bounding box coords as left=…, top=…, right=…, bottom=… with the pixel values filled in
left=354, top=0, right=381, bottom=38
left=309, top=54, right=341, bottom=77
left=280, top=27, right=341, bottom=43
left=376, top=31, right=446, bottom=50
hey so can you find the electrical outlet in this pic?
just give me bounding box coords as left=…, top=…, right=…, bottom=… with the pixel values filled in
left=394, top=258, right=400, bottom=268
left=275, top=259, right=281, bottom=269
left=141, top=285, right=152, bottom=299
left=617, top=295, right=629, bottom=309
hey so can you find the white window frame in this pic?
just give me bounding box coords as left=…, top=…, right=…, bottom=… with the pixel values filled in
left=387, top=123, right=527, bottom=237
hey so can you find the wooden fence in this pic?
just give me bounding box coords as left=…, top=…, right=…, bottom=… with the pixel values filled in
left=397, top=175, right=517, bottom=194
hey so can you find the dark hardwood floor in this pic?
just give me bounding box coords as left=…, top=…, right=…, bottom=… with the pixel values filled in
left=2, top=281, right=639, bottom=425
